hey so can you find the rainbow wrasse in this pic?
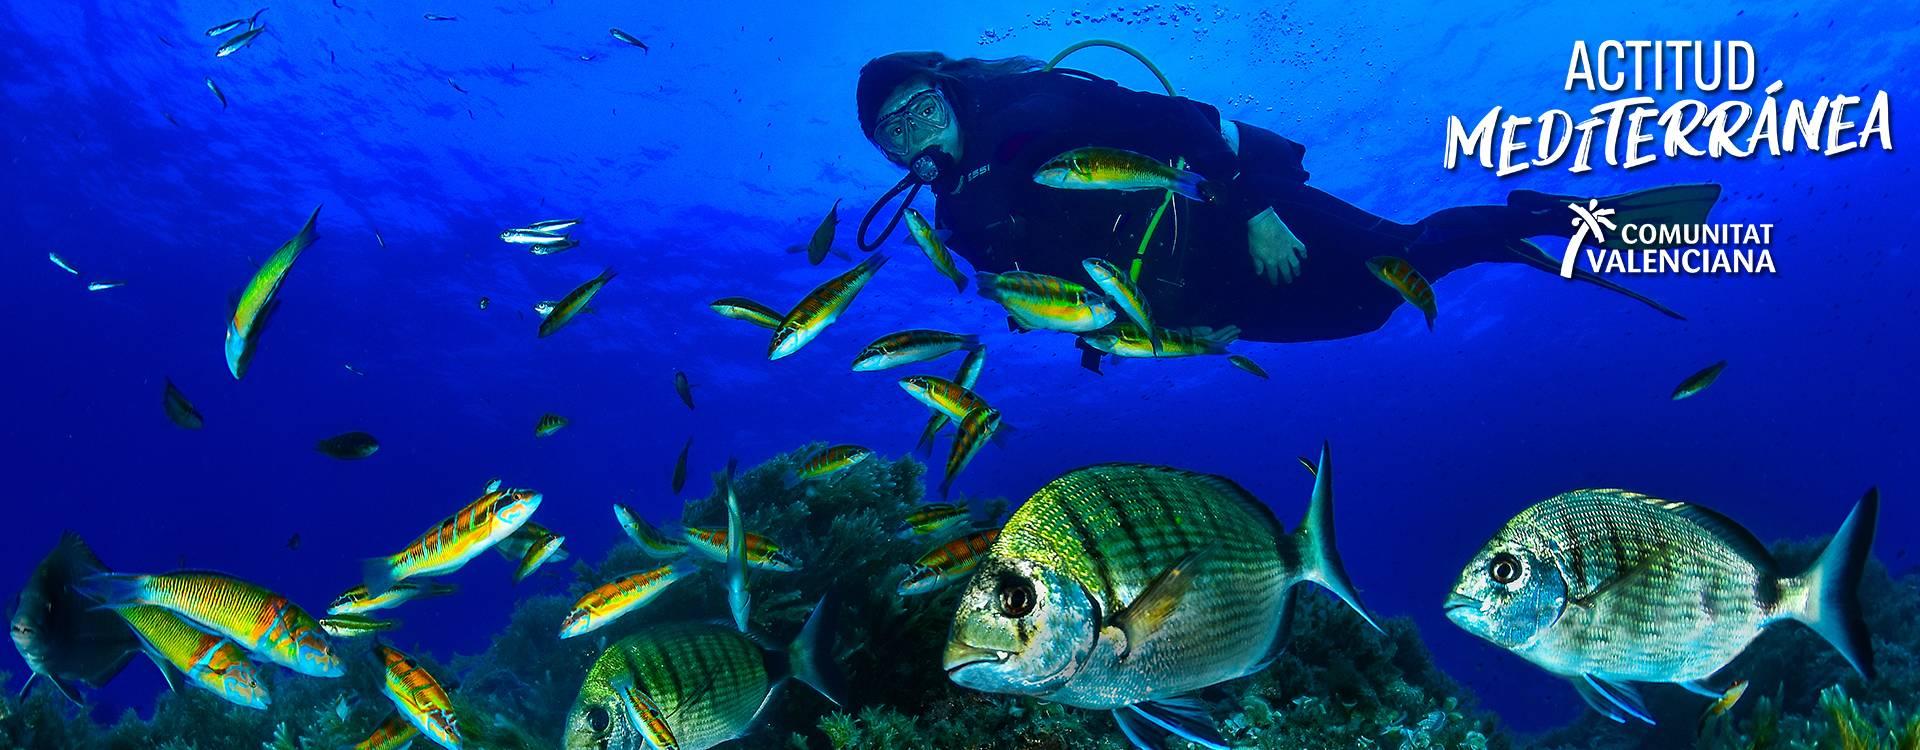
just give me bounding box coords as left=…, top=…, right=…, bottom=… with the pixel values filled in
left=899, top=529, right=1000, bottom=596
left=917, top=346, right=986, bottom=453
left=683, top=527, right=799, bottom=572
left=768, top=254, right=889, bottom=360
left=1672, top=360, right=1728, bottom=401
left=1082, top=258, right=1158, bottom=352
left=363, top=488, right=543, bottom=595
left=559, top=560, right=701, bottom=639
left=539, top=268, right=615, bottom=338
left=787, top=445, right=872, bottom=487
left=903, top=208, right=968, bottom=292
left=940, top=407, right=1000, bottom=499
left=353, top=712, right=421, bottom=750
left=375, top=642, right=461, bottom=750
left=1032, top=147, right=1209, bottom=201
left=893, top=502, right=971, bottom=539
left=226, top=205, right=319, bottom=379
left=76, top=571, right=342, bottom=677
left=899, top=375, right=988, bottom=423
left=976, top=271, right=1116, bottom=333
left=710, top=297, right=782, bottom=329
left=1082, top=324, right=1237, bottom=359
left=1366, top=256, right=1437, bottom=330
left=328, top=582, right=457, bottom=615
left=115, top=605, right=268, bottom=709
left=615, top=504, right=691, bottom=558
left=851, top=329, right=980, bottom=372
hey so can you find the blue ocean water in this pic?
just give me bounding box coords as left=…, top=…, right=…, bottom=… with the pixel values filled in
left=5, top=0, right=1916, bottom=744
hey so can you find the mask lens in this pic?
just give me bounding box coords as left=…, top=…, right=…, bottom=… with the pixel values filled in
left=875, top=89, right=948, bottom=159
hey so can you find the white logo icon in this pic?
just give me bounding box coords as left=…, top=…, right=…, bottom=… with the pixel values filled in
left=1561, top=199, right=1617, bottom=278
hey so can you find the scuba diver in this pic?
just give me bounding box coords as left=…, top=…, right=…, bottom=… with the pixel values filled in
left=853, top=48, right=1719, bottom=346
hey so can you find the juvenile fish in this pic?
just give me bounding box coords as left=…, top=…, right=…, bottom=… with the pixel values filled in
left=1083, top=324, right=1237, bottom=359
left=672, top=437, right=692, bottom=494
left=48, top=252, right=79, bottom=275
left=1672, top=360, right=1728, bottom=401
left=113, top=605, right=269, bottom=709
left=1227, top=354, right=1268, bottom=379
left=1033, top=147, right=1209, bottom=201
left=215, top=26, right=265, bottom=57
left=75, top=571, right=343, bottom=677
left=327, top=582, right=457, bottom=616
left=1698, top=679, right=1749, bottom=732
left=317, top=431, right=380, bottom=459
left=898, top=529, right=999, bottom=596
left=1083, top=258, right=1158, bottom=352
left=1446, top=488, right=1878, bottom=724
left=903, top=208, right=967, bottom=291
left=539, top=267, right=615, bottom=338
left=917, top=346, right=985, bottom=453
left=319, top=614, right=400, bottom=638
left=353, top=713, right=421, bottom=750
left=940, top=407, right=999, bottom=499
left=535, top=413, right=569, bottom=437
left=893, top=502, right=970, bottom=539
left=609, top=28, right=648, bottom=52
left=615, top=504, right=691, bottom=558
left=769, top=254, right=889, bottom=360
left=374, top=642, right=461, bottom=750
left=477, top=296, right=489, bottom=310
left=674, top=371, right=694, bottom=409
left=683, top=527, right=799, bottom=572
left=422, top=13, right=457, bottom=21
left=205, top=77, right=227, bottom=109
left=899, top=375, right=988, bottom=423
left=163, top=379, right=204, bottom=430
left=1366, top=256, right=1436, bottom=330
left=86, top=280, right=126, bottom=291
left=559, top=560, right=700, bottom=639
left=227, top=206, right=320, bottom=379
left=944, top=445, right=1378, bottom=747
left=710, top=297, right=782, bottom=329
left=787, top=445, right=872, bottom=487
left=976, top=271, right=1115, bottom=333
left=362, top=488, right=543, bottom=596
left=851, top=330, right=980, bottom=372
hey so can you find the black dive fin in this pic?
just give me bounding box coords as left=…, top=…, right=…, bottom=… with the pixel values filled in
left=1505, top=240, right=1686, bottom=320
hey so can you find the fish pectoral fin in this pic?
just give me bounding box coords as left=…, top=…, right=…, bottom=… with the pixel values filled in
left=1566, top=548, right=1666, bottom=611
left=1108, top=546, right=1215, bottom=662
left=1121, top=697, right=1227, bottom=750
left=1679, top=679, right=1722, bottom=698
left=1576, top=674, right=1655, bottom=724
left=143, top=649, right=184, bottom=692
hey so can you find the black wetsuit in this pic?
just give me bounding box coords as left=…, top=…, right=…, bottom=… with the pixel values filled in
left=925, top=68, right=1588, bottom=343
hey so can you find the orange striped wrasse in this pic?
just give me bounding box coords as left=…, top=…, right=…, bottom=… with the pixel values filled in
left=710, top=297, right=783, bottom=329
left=1033, top=147, right=1210, bottom=201
left=353, top=712, right=421, bottom=750
left=898, top=529, right=1001, bottom=596
left=114, top=605, right=269, bottom=709
left=615, top=504, right=691, bottom=559
left=362, top=488, right=543, bottom=596
left=940, top=407, right=1000, bottom=499
left=893, top=502, right=971, bottom=539
left=683, top=527, right=800, bottom=572
left=226, top=205, right=320, bottom=379
left=75, top=571, right=342, bottom=677
left=328, top=581, right=457, bottom=615
left=539, top=267, right=616, bottom=338
left=851, top=329, right=981, bottom=372
left=1082, top=324, right=1237, bottom=359
left=918, top=346, right=986, bottom=453
left=609, top=675, right=683, bottom=750
left=559, top=560, right=701, bottom=639
left=374, top=642, right=461, bottom=750
left=1366, top=256, right=1436, bottom=330
left=768, top=253, right=889, bottom=360
left=535, top=413, right=569, bottom=437
left=1083, top=258, right=1159, bottom=353
left=786, top=444, right=873, bottom=488
left=319, top=613, right=400, bottom=638
left=903, top=207, right=968, bottom=292
left=976, top=271, right=1116, bottom=333
left=898, top=375, right=988, bottom=423
left=492, top=522, right=568, bottom=583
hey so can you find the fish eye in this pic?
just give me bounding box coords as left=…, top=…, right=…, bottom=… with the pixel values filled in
left=1488, top=552, right=1523, bottom=585
left=998, top=576, right=1036, bottom=618
left=585, top=706, right=611, bottom=732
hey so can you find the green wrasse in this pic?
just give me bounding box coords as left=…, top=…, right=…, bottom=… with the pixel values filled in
left=1446, top=488, right=1879, bottom=725
left=226, top=205, right=320, bottom=379
left=1672, top=360, right=1728, bottom=401
left=563, top=602, right=842, bottom=750
left=683, top=527, right=799, bottom=572
left=899, top=375, right=988, bottom=423
left=1227, top=354, right=1268, bottom=379
left=76, top=571, right=343, bottom=677
left=114, top=605, right=268, bottom=709
left=976, top=271, right=1116, bottom=333
left=316, top=431, right=380, bottom=459
left=1032, top=147, right=1209, bottom=201
left=939, top=407, right=999, bottom=499
left=786, top=445, right=872, bottom=487
left=672, top=437, right=692, bottom=494
left=1366, top=256, right=1437, bottom=330
left=893, top=502, right=971, bottom=539
left=1083, top=258, right=1159, bottom=353
left=319, top=614, right=400, bottom=638
left=363, top=488, right=543, bottom=596
left=944, top=445, right=1378, bottom=748
left=353, top=713, right=421, bottom=750
left=709, top=297, right=782, bottom=329
left=162, top=379, right=204, bottom=430
left=535, top=413, right=569, bottom=437
left=917, top=346, right=986, bottom=454
left=559, top=560, right=701, bottom=639
left=769, top=254, right=889, bottom=360
left=214, top=26, right=265, bottom=57
left=375, top=642, right=461, bottom=750
left=615, top=504, right=691, bottom=559
left=898, top=529, right=999, bottom=596
left=539, top=268, right=615, bottom=338
left=1082, top=325, right=1237, bottom=359
left=328, top=582, right=457, bottom=616
left=851, top=330, right=980, bottom=372
left=903, top=208, right=968, bottom=291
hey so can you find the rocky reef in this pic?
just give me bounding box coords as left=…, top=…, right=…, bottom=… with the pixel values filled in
left=4, top=450, right=1915, bottom=750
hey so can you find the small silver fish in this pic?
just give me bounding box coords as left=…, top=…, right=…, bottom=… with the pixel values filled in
left=215, top=27, right=265, bottom=58
left=48, top=253, right=79, bottom=275
left=87, top=280, right=126, bottom=292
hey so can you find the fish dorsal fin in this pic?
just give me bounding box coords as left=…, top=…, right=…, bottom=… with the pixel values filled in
left=1108, top=545, right=1214, bottom=661
left=1624, top=492, right=1775, bottom=569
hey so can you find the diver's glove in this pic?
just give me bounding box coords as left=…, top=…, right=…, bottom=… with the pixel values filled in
left=1247, top=207, right=1307, bottom=285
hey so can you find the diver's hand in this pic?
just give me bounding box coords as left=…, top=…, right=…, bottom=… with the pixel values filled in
left=1247, top=207, right=1307, bottom=285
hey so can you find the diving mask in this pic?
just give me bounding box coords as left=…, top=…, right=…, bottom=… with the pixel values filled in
left=873, top=88, right=953, bottom=161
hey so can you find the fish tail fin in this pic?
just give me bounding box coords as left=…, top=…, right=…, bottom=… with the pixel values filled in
left=952, top=272, right=969, bottom=293
left=958, top=334, right=982, bottom=351
left=288, top=205, right=322, bottom=257
left=1286, top=442, right=1382, bottom=632
left=597, top=266, right=617, bottom=283
left=361, top=557, right=399, bottom=598
left=916, top=416, right=944, bottom=455
left=72, top=573, right=146, bottom=609
left=787, top=594, right=847, bottom=707
left=1779, top=487, right=1879, bottom=680
left=1169, top=169, right=1210, bottom=202
left=973, top=272, right=1000, bottom=301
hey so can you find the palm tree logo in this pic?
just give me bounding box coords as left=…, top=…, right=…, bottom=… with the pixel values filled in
left=1560, top=199, right=1617, bottom=278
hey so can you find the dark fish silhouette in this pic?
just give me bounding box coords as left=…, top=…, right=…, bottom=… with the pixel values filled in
left=674, top=371, right=694, bottom=410
left=672, top=437, right=691, bottom=494
left=316, top=431, right=379, bottom=460
left=162, top=379, right=203, bottom=430
left=11, top=534, right=140, bottom=705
